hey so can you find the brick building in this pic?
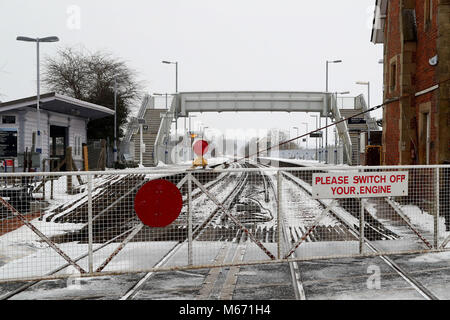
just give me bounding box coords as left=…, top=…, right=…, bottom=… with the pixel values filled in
left=371, top=0, right=450, bottom=165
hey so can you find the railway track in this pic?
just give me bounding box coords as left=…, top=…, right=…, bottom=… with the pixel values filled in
left=0, top=161, right=442, bottom=300
left=120, top=161, right=313, bottom=300
left=0, top=167, right=230, bottom=300
left=120, top=163, right=252, bottom=300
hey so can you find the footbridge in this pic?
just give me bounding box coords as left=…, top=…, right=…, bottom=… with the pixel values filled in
left=149, top=91, right=358, bottom=166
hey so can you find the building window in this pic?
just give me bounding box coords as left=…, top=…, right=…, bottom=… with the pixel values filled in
left=2, top=116, right=16, bottom=124
left=74, top=135, right=82, bottom=156
left=389, top=61, right=397, bottom=93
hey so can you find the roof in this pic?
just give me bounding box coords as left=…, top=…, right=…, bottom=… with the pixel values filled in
left=0, top=92, right=115, bottom=120
left=371, top=0, right=388, bottom=44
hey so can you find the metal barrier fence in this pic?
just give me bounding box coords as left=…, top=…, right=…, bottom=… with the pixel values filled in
left=0, top=164, right=449, bottom=283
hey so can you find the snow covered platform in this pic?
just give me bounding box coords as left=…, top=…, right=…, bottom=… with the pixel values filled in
left=259, top=157, right=348, bottom=168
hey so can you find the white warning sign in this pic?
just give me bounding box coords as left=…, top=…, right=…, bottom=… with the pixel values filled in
left=312, top=172, right=408, bottom=199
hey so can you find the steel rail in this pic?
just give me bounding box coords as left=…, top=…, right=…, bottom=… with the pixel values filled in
left=247, top=162, right=308, bottom=300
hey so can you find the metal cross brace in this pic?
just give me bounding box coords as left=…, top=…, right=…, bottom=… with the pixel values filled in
left=0, top=197, right=86, bottom=274
left=440, top=234, right=450, bottom=249
left=95, top=223, right=144, bottom=272
left=284, top=200, right=338, bottom=259
left=94, top=176, right=189, bottom=273
left=386, top=198, right=433, bottom=249
left=190, top=175, right=276, bottom=260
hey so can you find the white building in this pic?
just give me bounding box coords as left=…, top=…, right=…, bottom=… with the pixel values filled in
left=0, top=92, right=114, bottom=171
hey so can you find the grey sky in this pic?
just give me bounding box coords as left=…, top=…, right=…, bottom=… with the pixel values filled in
left=0, top=0, right=382, bottom=140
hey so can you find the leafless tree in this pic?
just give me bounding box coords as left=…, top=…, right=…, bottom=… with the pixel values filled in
left=43, top=46, right=144, bottom=141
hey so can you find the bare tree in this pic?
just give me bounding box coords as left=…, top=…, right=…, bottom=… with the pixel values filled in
left=43, top=47, right=143, bottom=141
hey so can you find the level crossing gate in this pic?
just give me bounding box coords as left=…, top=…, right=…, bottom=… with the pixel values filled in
left=0, top=165, right=449, bottom=283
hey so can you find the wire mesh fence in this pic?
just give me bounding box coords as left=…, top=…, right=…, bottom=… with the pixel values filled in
left=0, top=164, right=449, bottom=283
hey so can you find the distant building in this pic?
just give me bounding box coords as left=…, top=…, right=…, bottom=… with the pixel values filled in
left=0, top=92, right=114, bottom=171
left=371, top=0, right=450, bottom=165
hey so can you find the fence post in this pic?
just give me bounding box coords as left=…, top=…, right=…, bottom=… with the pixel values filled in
left=50, top=166, right=54, bottom=200
left=66, top=147, right=73, bottom=194
left=188, top=173, right=193, bottom=266
left=435, top=168, right=440, bottom=249
left=277, top=170, right=282, bottom=259
left=88, top=174, right=94, bottom=274
left=360, top=199, right=365, bottom=254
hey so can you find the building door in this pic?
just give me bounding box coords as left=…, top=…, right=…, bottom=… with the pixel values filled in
left=50, top=125, right=68, bottom=170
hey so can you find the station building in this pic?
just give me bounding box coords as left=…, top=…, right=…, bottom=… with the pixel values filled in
left=371, top=0, right=450, bottom=165
left=0, top=92, right=115, bottom=171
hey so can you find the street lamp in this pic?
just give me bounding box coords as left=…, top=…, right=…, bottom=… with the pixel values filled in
left=292, top=126, right=299, bottom=159
left=203, top=126, right=209, bottom=140
left=326, top=60, right=342, bottom=92
left=356, top=81, right=371, bottom=144
left=162, top=60, right=178, bottom=93
left=310, top=115, right=319, bottom=161
left=301, top=122, right=308, bottom=149
left=162, top=60, right=179, bottom=162
left=325, top=59, right=342, bottom=163
left=17, top=36, right=59, bottom=170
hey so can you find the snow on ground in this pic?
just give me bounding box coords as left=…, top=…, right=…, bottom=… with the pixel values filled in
left=0, top=174, right=122, bottom=271
left=400, top=205, right=449, bottom=238
left=0, top=240, right=179, bottom=281
left=186, top=171, right=244, bottom=223
left=260, top=157, right=350, bottom=168
left=282, top=172, right=358, bottom=228
left=383, top=200, right=450, bottom=243
left=283, top=178, right=337, bottom=228
left=364, top=201, right=412, bottom=239
left=407, top=250, right=450, bottom=263
left=156, top=161, right=168, bottom=167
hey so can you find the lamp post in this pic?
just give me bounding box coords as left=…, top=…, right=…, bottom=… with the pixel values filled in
left=301, top=122, right=308, bottom=150
left=292, top=126, right=299, bottom=137
left=113, top=77, right=117, bottom=163
left=356, top=81, right=371, bottom=145
left=162, top=60, right=179, bottom=162
left=325, top=59, right=342, bottom=163
left=203, top=126, right=209, bottom=140
left=162, top=60, right=178, bottom=92
left=310, top=115, right=319, bottom=161
left=17, top=35, right=59, bottom=170
left=292, top=126, right=299, bottom=159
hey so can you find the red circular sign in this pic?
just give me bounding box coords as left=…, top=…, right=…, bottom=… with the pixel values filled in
left=134, top=179, right=183, bottom=227
left=193, top=140, right=209, bottom=156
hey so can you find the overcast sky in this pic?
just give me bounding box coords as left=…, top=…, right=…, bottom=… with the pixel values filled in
left=0, top=0, right=382, bottom=140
